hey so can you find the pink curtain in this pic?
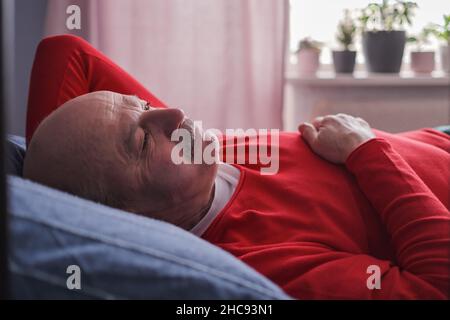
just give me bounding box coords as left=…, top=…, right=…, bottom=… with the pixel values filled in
left=45, top=0, right=287, bottom=130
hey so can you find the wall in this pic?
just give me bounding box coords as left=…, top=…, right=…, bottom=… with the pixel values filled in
left=284, top=80, right=450, bottom=133
left=6, top=0, right=47, bottom=136
left=2, top=0, right=15, bottom=136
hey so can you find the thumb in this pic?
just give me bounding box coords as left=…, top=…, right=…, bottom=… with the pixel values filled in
left=298, top=122, right=318, bottom=147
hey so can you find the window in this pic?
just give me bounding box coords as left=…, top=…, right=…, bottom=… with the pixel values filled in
left=289, top=0, right=448, bottom=64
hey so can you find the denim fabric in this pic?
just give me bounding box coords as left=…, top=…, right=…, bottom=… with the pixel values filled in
left=6, top=135, right=289, bottom=299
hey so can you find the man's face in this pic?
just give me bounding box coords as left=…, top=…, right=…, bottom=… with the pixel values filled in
left=25, top=91, right=218, bottom=228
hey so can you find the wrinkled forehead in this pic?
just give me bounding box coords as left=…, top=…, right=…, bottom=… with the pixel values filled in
left=83, top=91, right=143, bottom=116
left=64, top=91, right=144, bottom=132
left=57, top=93, right=148, bottom=147
left=67, top=91, right=144, bottom=148
left=75, top=91, right=124, bottom=121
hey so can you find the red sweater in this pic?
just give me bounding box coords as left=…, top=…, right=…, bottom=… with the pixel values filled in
left=202, top=129, right=450, bottom=299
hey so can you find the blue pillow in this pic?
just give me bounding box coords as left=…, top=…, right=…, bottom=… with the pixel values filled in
left=6, top=136, right=289, bottom=299
left=5, top=135, right=26, bottom=177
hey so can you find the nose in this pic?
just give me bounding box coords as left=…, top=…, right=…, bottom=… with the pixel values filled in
left=138, top=108, right=185, bottom=138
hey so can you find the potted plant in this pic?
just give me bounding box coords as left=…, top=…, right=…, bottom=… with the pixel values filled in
left=295, top=37, right=323, bottom=75
left=333, top=9, right=357, bottom=74
left=358, top=0, right=418, bottom=73
left=429, top=14, right=450, bottom=73
left=407, top=26, right=435, bottom=74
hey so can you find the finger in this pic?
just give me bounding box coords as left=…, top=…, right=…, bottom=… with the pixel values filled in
left=298, top=122, right=318, bottom=146
left=321, top=115, right=339, bottom=125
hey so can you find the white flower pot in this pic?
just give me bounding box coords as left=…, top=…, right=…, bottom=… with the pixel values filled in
left=440, top=45, right=450, bottom=73
left=410, top=51, right=435, bottom=74
left=297, top=49, right=320, bottom=75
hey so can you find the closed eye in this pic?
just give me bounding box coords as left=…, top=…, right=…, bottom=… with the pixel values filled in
left=142, top=131, right=149, bottom=152
left=140, top=102, right=151, bottom=152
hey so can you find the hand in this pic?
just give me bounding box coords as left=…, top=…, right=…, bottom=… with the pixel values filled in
left=298, top=114, right=376, bottom=164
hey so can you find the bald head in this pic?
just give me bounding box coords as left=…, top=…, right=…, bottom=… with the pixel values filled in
left=23, top=91, right=128, bottom=206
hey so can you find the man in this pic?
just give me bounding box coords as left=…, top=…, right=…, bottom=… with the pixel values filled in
left=24, top=35, right=449, bottom=299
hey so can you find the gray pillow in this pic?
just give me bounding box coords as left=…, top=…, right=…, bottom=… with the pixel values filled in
left=5, top=135, right=26, bottom=177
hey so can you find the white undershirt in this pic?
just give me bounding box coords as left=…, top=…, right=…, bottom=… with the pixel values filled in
left=190, top=162, right=241, bottom=237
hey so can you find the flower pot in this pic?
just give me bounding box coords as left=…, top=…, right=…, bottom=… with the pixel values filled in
left=332, top=50, right=356, bottom=74
left=297, top=49, right=321, bottom=75
left=440, top=45, right=450, bottom=73
left=410, top=51, right=435, bottom=74
left=362, top=30, right=406, bottom=73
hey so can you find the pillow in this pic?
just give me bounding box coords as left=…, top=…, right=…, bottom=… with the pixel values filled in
left=7, top=140, right=289, bottom=299
left=5, top=135, right=26, bottom=176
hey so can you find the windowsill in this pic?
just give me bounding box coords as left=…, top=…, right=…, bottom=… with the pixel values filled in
left=285, top=69, right=450, bottom=87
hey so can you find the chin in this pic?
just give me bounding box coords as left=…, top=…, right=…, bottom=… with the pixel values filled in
left=195, top=161, right=218, bottom=190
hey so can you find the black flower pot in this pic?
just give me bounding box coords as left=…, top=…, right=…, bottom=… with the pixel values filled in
left=332, top=50, right=356, bottom=74
left=362, top=30, right=406, bottom=73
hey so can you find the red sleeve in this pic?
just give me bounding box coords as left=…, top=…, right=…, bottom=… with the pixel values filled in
left=343, top=138, right=450, bottom=299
